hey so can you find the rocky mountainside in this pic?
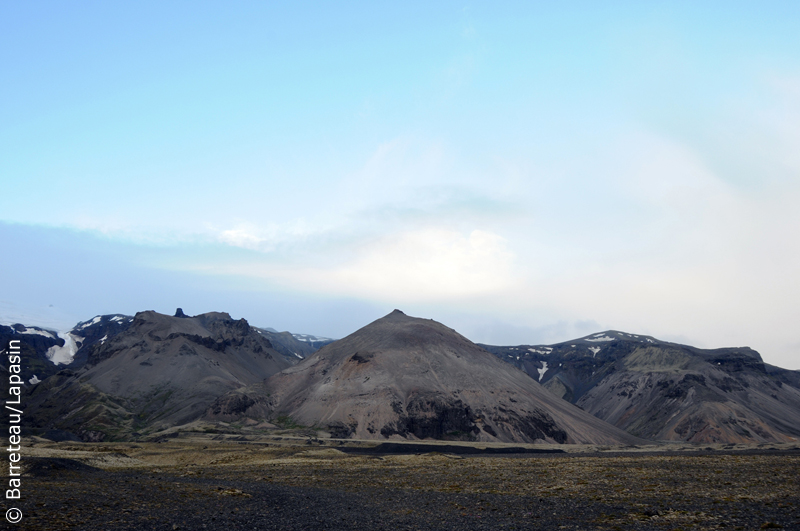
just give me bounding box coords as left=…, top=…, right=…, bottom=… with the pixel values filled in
left=1, top=323, right=63, bottom=384
left=0, top=314, right=135, bottom=384
left=254, top=327, right=334, bottom=360
left=23, top=310, right=292, bottom=441
left=483, top=332, right=800, bottom=443
left=209, top=311, right=643, bottom=445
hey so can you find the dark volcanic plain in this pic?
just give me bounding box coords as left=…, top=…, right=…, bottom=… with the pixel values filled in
left=14, top=435, right=800, bottom=531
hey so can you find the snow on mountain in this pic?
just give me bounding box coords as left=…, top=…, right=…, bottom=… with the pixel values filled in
left=586, top=335, right=615, bottom=342
left=18, top=327, right=57, bottom=339
left=291, top=333, right=334, bottom=343
left=537, top=361, right=549, bottom=381
left=76, top=316, right=102, bottom=330
left=46, top=332, right=83, bottom=365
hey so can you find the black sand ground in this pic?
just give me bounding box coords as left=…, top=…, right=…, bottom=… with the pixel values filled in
left=10, top=448, right=800, bottom=531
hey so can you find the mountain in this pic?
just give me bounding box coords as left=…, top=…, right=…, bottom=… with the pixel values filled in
left=208, top=311, right=643, bottom=445
left=1, top=323, right=63, bottom=384
left=24, top=309, right=292, bottom=441
left=0, top=314, right=134, bottom=384
left=254, top=328, right=335, bottom=360
left=54, top=313, right=136, bottom=367
left=482, top=331, right=800, bottom=443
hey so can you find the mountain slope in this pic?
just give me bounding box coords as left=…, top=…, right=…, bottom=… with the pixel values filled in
left=0, top=314, right=134, bottom=384
left=1, top=324, right=63, bottom=384
left=254, top=328, right=334, bottom=360
left=483, top=332, right=800, bottom=443
left=24, top=310, right=292, bottom=440
left=211, top=311, right=643, bottom=445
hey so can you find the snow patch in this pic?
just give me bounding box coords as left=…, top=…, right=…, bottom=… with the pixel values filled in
left=99, top=334, right=108, bottom=344
left=586, top=335, right=615, bottom=342
left=46, top=333, right=82, bottom=365
left=588, top=346, right=601, bottom=357
left=19, top=327, right=56, bottom=339
left=527, top=347, right=553, bottom=355
left=110, top=315, right=125, bottom=322
left=646, top=338, right=655, bottom=343
left=292, top=333, right=333, bottom=343
left=537, top=361, right=548, bottom=382
left=76, top=316, right=102, bottom=330
left=29, top=375, right=41, bottom=385
left=294, top=352, right=303, bottom=358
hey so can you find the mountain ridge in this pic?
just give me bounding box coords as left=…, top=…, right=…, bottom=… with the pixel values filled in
left=8, top=309, right=800, bottom=445
left=21, top=310, right=294, bottom=440
left=482, top=330, right=800, bottom=443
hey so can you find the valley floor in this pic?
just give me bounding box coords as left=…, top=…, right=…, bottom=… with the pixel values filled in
left=11, top=437, right=800, bottom=530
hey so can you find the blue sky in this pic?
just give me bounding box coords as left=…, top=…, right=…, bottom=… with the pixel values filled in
left=2, top=2, right=800, bottom=368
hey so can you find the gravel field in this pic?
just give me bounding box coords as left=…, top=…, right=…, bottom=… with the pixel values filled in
left=8, top=439, right=800, bottom=530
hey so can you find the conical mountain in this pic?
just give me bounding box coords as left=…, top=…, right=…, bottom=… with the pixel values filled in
left=214, top=310, right=643, bottom=444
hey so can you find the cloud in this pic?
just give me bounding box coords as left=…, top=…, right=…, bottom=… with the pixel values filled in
left=216, top=224, right=288, bottom=252
left=218, top=226, right=266, bottom=250
left=221, top=227, right=519, bottom=303
left=517, top=129, right=800, bottom=361
left=320, top=228, right=516, bottom=301
left=213, top=219, right=332, bottom=254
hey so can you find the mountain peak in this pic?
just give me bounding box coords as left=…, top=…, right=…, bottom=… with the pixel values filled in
left=247, top=311, right=641, bottom=444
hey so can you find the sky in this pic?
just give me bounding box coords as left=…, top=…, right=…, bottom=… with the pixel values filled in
left=2, top=2, right=799, bottom=369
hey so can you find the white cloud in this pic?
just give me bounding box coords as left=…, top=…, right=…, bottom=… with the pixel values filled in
left=220, top=227, right=519, bottom=303
left=218, top=226, right=266, bottom=250
left=318, top=228, right=517, bottom=302
left=214, top=219, right=327, bottom=253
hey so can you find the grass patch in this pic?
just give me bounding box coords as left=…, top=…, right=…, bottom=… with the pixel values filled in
left=273, top=415, right=305, bottom=429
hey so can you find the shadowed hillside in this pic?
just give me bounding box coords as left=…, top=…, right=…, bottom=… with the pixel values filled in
left=484, top=332, right=800, bottom=443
